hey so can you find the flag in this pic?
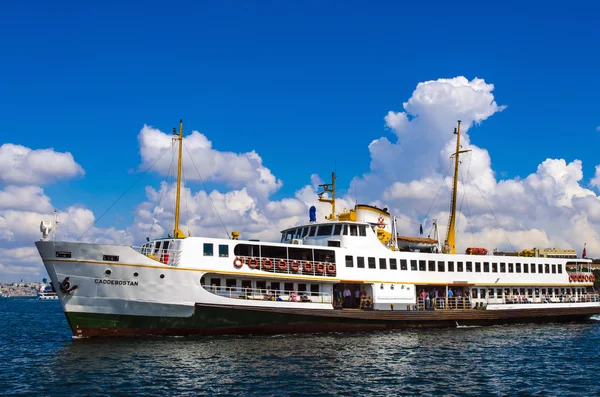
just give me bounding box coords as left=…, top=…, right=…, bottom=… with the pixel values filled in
left=582, top=243, right=587, bottom=259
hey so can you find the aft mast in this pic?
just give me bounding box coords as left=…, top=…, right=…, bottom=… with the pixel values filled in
left=318, top=172, right=336, bottom=220
left=443, top=120, right=469, bottom=254
left=173, top=119, right=185, bottom=239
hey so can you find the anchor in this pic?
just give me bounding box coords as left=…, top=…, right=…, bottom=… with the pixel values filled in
left=59, top=277, right=78, bottom=294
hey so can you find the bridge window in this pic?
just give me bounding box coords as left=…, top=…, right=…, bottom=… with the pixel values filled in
left=483, top=262, right=489, bottom=272
left=343, top=224, right=348, bottom=235
left=428, top=261, right=435, bottom=271
left=466, top=262, right=473, bottom=272
left=410, top=260, right=417, bottom=271
left=448, top=261, right=454, bottom=272
left=357, top=257, right=365, bottom=268
left=523, top=263, right=529, bottom=273
left=400, top=259, right=407, bottom=270
left=437, top=261, right=445, bottom=272
left=348, top=225, right=357, bottom=236
left=368, top=257, right=376, bottom=269
left=345, top=255, right=354, bottom=267
left=500, top=262, right=506, bottom=272
left=379, top=258, right=387, bottom=269
left=508, top=263, right=514, bottom=273
left=317, top=225, right=333, bottom=236
left=308, top=226, right=317, bottom=237
left=359, top=225, right=367, bottom=236
left=475, top=262, right=481, bottom=272
left=302, top=227, right=310, bottom=237
left=333, top=224, right=343, bottom=235
left=219, top=245, right=229, bottom=258
left=419, top=260, right=426, bottom=271
left=390, top=258, right=397, bottom=270
left=203, top=243, right=214, bottom=256
left=457, top=261, right=464, bottom=272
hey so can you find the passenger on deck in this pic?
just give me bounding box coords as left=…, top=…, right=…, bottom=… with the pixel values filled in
left=343, top=287, right=351, bottom=307
left=276, top=293, right=283, bottom=301
left=289, top=291, right=298, bottom=302
left=300, top=293, right=310, bottom=302
left=354, top=288, right=361, bottom=308
left=544, top=294, right=550, bottom=303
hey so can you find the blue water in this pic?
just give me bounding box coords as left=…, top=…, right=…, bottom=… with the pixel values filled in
left=1, top=298, right=600, bottom=396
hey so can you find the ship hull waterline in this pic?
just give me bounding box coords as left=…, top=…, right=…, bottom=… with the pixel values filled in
left=66, top=303, right=600, bottom=338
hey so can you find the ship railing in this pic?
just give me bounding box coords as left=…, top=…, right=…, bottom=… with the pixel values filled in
left=417, top=297, right=473, bottom=310
left=205, top=285, right=333, bottom=304
left=132, top=246, right=182, bottom=267
left=235, top=255, right=337, bottom=277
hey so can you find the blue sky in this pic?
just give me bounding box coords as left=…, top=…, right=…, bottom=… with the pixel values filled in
left=1, top=1, right=600, bottom=280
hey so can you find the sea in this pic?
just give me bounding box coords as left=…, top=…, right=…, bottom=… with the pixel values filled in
left=1, top=297, right=600, bottom=396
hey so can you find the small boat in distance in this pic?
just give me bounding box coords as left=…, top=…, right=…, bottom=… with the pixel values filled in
left=35, top=120, right=600, bottom=338
left=37, top=284, right=58, bottom=300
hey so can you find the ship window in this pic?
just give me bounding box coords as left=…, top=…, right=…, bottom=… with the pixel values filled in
left=262, top=245, right=287, bottom=260
left=343, top=224, right=348, bottom=235
left=523, top=263, right=529, bottom=273
left=419, top=260, right=426, bottom=271
left=289, top=247, right=313, bottom=261
left=345, top=255, right=354, bottom=267
left=308, top=227, right=316, bottom=237
left=317, top=225, right=333, bottom=236
left=496, top=288, right=502, bottom=297
left=256, top=280, right=267, bottom=291
left=349, top=225, right=358, bottom=236
left=333, top=224, right=343, bottom=235
left=457, top=261, right=464, bottom=272
left=428, top=261, right=435, bottom=271
left=357, top=257, right=365, bottom=268
left=268, top=282, right=279, bottom=292
left=475, top=262, right=481, bottom=272
left=480, top=288, right=486, bottom=298
left=379, top=258, right=387, bottom=269
left=527, top=288, right=533, bottom=296
left=400, top=259, right=407, bottom=270
left=437, top=261, right=445, bottom=272
left=368, top=257, right=376, bottom=269
left=241, top=280, right=252, bottom=290
left=390, top=258, right=397, bottom=270
left=210, top=278, right=221, bottom=289
left=302, top=227, right=310, bottom=237
left=492, top=262, right=498, bottom=272
left=515, top=263, right=521, bottom=273
left=219, top=245, right=229, bottom=258
left=538, top=264, right=543, bottom=273
left=483, top=262, right=490, bottom=272
left=285, top=230, right=295, bottom=241
left=294, top=228, right=303, bottom=238
left=328, top=240, right=341, bottom=247
left=314, top=249, right=335, bottom=263
left=500, top=262, right=506, bottom=272
left=531, top=263, right=536, bottom=273
left=448, top=261, right=454, bottom=272
left=311, top=284, right=320, bottom=295
left=466, top=262, right=473, bottom=272
left=508, top=263, right=514, bottom=273
left=359, top=225, right=367, bottom=236
left=204, top=243, right=214, bottom=256
left=234, top=244, right=259, bottom=257
left=407, top=260, right=415, bottom=271
left=298, top=283, right=307, bottom=292
left=558, top=264, right=562, bottom=274
left=472, top=289, right=478, bottom=299
left=545, top=264, right=550, bottom=273
left=284, top=282, right=294, bottom=292
left=226, top=279, right=237, bottom=290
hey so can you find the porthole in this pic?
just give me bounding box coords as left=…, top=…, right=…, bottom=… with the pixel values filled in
left=133, top=272, right=139, bottom=277
left=105, top=269, right=112, bottom=276
left=160, top=274, right=165, bottom=279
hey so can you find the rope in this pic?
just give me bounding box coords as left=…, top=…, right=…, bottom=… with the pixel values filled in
left=424, top=158, right=454, bottom=222
left=147, top=144, right=175, bottom=240
left=78, top=145, right=171, bottom=241
left=183, top=143, right=231, bottom=239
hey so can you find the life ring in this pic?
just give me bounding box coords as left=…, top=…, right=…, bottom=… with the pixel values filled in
left=247, top=257, right=259, bottom=269
left=326, top=263, right=336, bottom=275
left=233, top=257, right=243, bottom=268
left=591, top=274, right=596, bottom=282
left=585, top=274, right=590, bottom=282
left=303, top=262, right=313, bottom=273
left=263, top=259, right=273, bottom=270
left=568, top=274, right=573, bottom=282
left=316, top=263, right=325, bottom=274
left=277, top=259, right=287, bottom=271
left=578, top=273, right=584, bottom=282
left=290, top=260, right=300, bottom=272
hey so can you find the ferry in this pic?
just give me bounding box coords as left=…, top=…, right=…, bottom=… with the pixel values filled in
left=35, top=120, right=600, bottom=337
left=37, top=284, right=58, bottom=300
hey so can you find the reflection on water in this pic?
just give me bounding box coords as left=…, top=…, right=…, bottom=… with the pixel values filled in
left=2, top=298, right=600, bottom=396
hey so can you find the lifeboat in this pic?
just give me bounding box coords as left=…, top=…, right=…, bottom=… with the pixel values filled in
left=466, top=247, right=488, bottom=255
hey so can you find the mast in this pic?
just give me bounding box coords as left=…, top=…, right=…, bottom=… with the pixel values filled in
left=173, top=119, right=185, bottom=239
left=443, top=120, right=469, bottom=254
left=318, top=172, right=336, bottom=220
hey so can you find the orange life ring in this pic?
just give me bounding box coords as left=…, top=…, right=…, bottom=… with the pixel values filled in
left=290, top=260, right=300, bottom=272
left=326, top=263, right=336, bottom=275
left=585, top=274, right=590, bottom=282
left=591, top=274, right=596, bottom=282
left=247, top=257, right=259, bottom=269
left=263, top=259, right=273, bottom=270
left=568, top=274, right=573, bottom=282
left=277, top=259, right=287, bottom=271
left=303, top=262, right=313, bottom=273
left=316, top=263, right=325, bottom=274
left=233, top=257, right=243, bottom=268
left=578, top=273, right=584, bottom=282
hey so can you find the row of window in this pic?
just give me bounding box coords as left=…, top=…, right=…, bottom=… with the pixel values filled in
left=282, top=224, right=368, bottom=242
left=204, top=277, right=320, bottom=294
left=344, top=256, right=564, bottom=274
left=203, top=243, right=229, bottom=257
left=471, top=287, right=586, bottom=299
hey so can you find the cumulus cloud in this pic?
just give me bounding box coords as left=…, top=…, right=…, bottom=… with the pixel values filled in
left=0, top=143, right=84, bottom=185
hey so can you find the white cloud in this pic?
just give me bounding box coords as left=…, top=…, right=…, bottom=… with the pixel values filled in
left=0, top=185, right=53, bottom=212
left=0, top=143, right=84, bottom=185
